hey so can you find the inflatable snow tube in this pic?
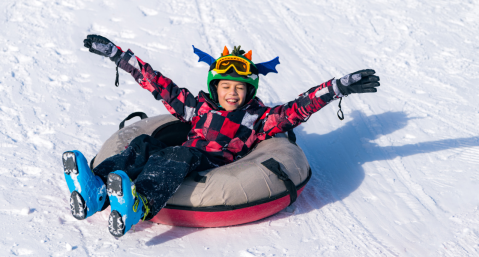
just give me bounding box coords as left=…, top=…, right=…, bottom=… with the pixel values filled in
left=91, top=113, right=311, bottom=227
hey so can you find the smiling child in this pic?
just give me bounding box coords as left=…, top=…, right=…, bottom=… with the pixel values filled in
left=61, top=35, right=380, bottom=237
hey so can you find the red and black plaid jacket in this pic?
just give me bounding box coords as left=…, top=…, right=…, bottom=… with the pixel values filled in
left=116, top=49, right=341, bottom=164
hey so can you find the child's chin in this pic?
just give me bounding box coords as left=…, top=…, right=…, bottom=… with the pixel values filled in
left=222, top=102, right=242, bottom=111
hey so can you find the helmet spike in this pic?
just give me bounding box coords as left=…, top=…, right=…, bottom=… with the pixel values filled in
left=222, top=46, right=230, bottom=57
left=244, top=50, right=252, bottom=61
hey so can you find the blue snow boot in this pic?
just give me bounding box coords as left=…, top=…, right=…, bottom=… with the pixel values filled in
left=62, top=151, right=107, bottom=220
left=107, top=170, right=150, bottom=237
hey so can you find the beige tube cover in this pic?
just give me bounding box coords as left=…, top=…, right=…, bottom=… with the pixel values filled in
left=92, top=115, right=310, bottom=208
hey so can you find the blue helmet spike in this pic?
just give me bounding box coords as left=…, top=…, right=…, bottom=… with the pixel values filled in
left=192, top=45, right=216, bottom=66
left=255, top=57, right=280, bottom=76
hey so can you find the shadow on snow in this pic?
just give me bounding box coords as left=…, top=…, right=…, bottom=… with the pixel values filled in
left=293, top=110, right=479, bottom=215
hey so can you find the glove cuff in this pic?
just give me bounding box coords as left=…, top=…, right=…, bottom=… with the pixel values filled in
left=110, top=47, right=122, bottom=64
left=332, top=79, right=345, bottom=97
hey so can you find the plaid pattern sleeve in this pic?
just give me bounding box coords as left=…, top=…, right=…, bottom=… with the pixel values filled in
left=260, top=79, right=340, bottom=136
left=116, top=49, right=198, bottom=122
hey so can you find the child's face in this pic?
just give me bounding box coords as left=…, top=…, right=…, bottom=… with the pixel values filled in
left=216, top=80, right=247, bottom=111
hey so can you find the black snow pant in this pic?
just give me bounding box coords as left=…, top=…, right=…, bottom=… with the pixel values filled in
left=92, top=134, right=217, bottom=220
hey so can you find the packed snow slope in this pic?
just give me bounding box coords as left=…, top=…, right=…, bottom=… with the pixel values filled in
left=1, top=0, right=479, bottom=256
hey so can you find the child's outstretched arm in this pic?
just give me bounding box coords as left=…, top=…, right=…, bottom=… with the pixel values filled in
left=259, top=70, right=380, bottom=136
left=83, top=35, right=197, bottom=123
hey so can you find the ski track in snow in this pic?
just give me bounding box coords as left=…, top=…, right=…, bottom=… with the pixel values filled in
left=1, top=0, right=479, bottom=256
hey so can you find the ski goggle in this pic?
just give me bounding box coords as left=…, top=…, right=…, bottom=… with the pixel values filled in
left=213, top=56, right=252, bottom=76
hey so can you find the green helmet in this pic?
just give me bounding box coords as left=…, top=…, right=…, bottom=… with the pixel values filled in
left=192, top=45, right=280, bottom=104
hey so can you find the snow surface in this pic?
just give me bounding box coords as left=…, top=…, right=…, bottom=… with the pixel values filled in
left=1, top=0, right=479, bottom=256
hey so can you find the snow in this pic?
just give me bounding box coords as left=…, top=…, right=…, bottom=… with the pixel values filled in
left=1, top=0, right=479, bottom=256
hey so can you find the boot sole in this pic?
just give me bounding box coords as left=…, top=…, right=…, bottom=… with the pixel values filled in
left=62, top=151, right=78, bottom=175
left=108, top=210, right=125, bottom=237
left=107, top=173, right=126, bottom=237
left=70, top=191, right=87, bottom=220
left=107, top=173, right=123, bottom=197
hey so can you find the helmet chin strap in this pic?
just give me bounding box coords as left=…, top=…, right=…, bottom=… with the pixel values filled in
left=244, top=84, right=256, bottom=103
left=209, top=80, right=220, bottom=104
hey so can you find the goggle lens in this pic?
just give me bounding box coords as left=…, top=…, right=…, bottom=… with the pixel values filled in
left=218, top=60, right=248, bottom=72
left=214, top=57, right=252, bottom=75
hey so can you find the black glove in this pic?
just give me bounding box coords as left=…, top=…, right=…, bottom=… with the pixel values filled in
left=336, top=69, right=380, bottom=96
left=83, top=35, right=122, bottom=63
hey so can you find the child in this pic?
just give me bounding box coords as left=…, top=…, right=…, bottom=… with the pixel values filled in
left=63, top=35, right=380, bottom=237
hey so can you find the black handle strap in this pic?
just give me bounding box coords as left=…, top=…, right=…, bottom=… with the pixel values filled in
left=119, top=112, right=148, bottom=130
left=287, top=129, right=297, bottom=144
left=261, top=158, right=297, bottom=205
left=89, top=155, right=97, bottom=170
left=337, top=97, right=344, bottom=120
left=193, top=173, right=207, bottom=183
